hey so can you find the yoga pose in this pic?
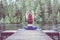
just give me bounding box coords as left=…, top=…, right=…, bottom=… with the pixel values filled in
left=24, top=8, right=37, bottom=30
left=26, top=9, right=34, bottom=24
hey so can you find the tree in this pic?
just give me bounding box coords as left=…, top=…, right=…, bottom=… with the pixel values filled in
left=46, top=0, right=52, bottom=30
left=38, top=0, right=46, bottom=29
left=51, top=0, right=58, bottom=30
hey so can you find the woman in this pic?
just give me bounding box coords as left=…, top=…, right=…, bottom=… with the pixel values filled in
left=26, top=9, right=34, bottom=24
left=24, top=9, right=37, bottom=30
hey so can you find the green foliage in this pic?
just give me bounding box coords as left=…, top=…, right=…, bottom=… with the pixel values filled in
left=1, top=0, right=60, bottom=26
left=57, top=12, right=60, bottom=22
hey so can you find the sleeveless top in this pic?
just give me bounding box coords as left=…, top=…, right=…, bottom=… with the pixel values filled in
left=27, top=13, right=33, bottom=22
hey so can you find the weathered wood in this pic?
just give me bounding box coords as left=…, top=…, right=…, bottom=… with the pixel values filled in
left=6, top=29, right=52, bottom=40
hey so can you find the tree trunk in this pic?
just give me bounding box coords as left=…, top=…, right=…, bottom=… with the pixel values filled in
left=47, top=0, right=52, bottom=30
left=39, top=1, right=45, bottom=29
left=51, top=0, right=58, bottom=30
left=15, top=10, right=22, bottom=29
left=0, top=0, right=5, bottom=31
